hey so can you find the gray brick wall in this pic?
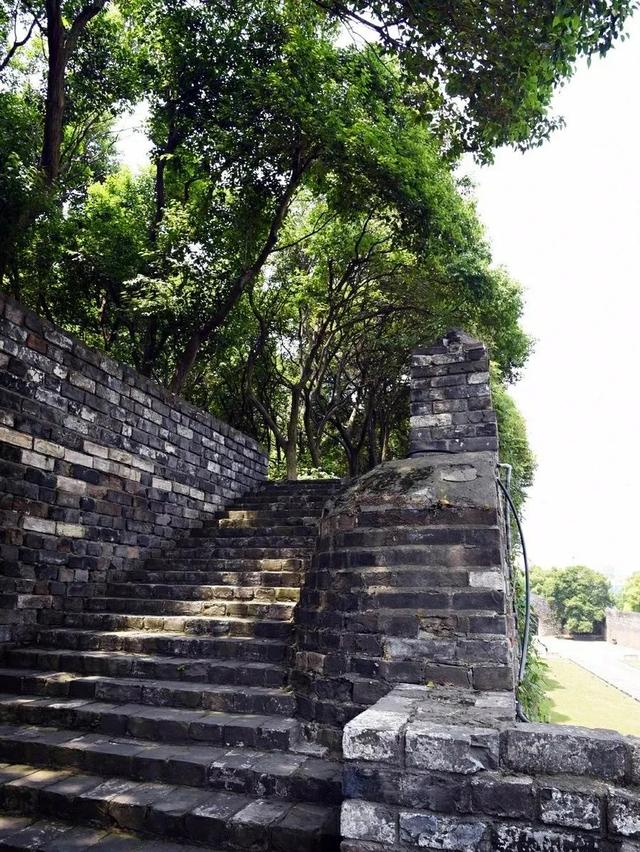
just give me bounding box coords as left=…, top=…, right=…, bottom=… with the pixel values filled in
left=606, top=607, right=640, bottom=651
left=341, top=684, right=640, bottom=851
left=0, top=291, right=267, bottom=642
left=410, top=329, right=498, bottom=455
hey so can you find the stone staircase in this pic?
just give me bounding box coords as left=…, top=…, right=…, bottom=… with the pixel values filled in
left=0, top=480, right=343, bottom=851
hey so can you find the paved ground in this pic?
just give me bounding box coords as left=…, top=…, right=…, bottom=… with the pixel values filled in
left=539, top=636, right=640, bottom=703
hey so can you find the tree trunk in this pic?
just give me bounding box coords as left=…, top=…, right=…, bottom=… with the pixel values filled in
left=41, top=0, right=66, bottom=185
left=285, top=389, right=301, bottom=480
left=170, top=329, right=202, bottom=394
left=303, top=392, right=321, bottom=468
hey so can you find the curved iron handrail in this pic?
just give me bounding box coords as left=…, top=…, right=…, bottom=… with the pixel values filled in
left=496, top=474, right=531, bottom=692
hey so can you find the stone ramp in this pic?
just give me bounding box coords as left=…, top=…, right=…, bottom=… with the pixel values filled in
left=0, top=480, right=342, bottom=851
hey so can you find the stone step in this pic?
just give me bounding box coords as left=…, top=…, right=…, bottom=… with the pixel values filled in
left=53, top=613, right=293, bottom=640
left=231, top=500, right=330, bottom=512
left=0, top=695, right=302, bottom=752
left=0, top=670, right=296, bottom=716
left=256, top=480, right=341, bottom=491
left=0, top=812, right=209, bottom=851
left=7, top=649, right=287, bottom=688
left=174, top=547, right=313, bottom=560
left=217, top=511, right=320, bottom=526
left=34, top=630, right=288, bottom=663
left=142, top=557, right=305, bottom=573
left=82, top=598, right=297, bottom=620
left=194, top=525, right=318, bottom=539
left=176, top=535, right=316, bottom=549
left=0, top=762, right=339, bottom=850
left=0, top=725, right=340, bottom=804
left=105, top=582, right=301, bottom=602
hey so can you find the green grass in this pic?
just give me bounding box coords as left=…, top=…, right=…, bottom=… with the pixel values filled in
left=543, top=658, right=640, bottom=736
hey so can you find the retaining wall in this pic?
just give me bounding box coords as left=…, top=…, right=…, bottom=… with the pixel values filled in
left=607, top=608, right=640, bottom=651
left=0, top=291, right=267, bottom=642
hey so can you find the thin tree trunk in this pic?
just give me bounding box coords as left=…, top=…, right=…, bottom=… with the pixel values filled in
left=41, top=0, right=66, bottom=185
left=285, top=389, right=301, bottom=480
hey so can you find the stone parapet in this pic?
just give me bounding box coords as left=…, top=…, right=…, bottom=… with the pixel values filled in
left=0, top=291, right=267, bottom=640
left=410, top=329, right=498, bottom=455
left=341, top=684, right=640, bottom=851
left=290, top=451, right=515, bottom=751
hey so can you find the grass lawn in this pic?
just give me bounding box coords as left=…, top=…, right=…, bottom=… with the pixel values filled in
left=543, top=657, right=640, bottom=736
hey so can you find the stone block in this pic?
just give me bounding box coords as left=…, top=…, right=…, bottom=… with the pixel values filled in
left=399, top=812, right=490, bottom=851
left=341, top=800, right=397, bottom=844
left=405, top=721, right=499, bottom=774
left=505, top=724, right=628, bottom=781
left=343, top=709, right=406, bottom=764
left=538, top=782, right=603, bottom=831
left=470, top=773, right=535, bottom=819
left=609, top=789, right=640, bottom=838
left=493, top=824, right=599, bottom=851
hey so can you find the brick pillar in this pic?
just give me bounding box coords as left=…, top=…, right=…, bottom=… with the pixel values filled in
left=409, top=329, right=498, bottom=455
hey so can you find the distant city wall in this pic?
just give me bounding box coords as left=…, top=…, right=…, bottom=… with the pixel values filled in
left=607, top=607, right=640, bottom=651
left=0, top=291, right=267, bottom=642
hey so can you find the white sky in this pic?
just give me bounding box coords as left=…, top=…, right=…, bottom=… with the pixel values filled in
left=463, top=16, right=640, bottom=585
left=116, top=19, right=640, bottom=585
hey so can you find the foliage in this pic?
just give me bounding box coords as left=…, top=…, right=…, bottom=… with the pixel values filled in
left=1, top=0, right=629, bottom=480
left=493, top=380, right=536, bottom=512
left=620, top=572, right=640, bottom=612
left=535, top=565, right=613, bottom=635
left=330, top=0, right=638, bottom=159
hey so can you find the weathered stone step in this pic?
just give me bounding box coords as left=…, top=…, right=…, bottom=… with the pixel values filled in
left=55, top=613, right=293, bottom=640
left=0, top=761, right=339, bottom=850
left=0, top=695, right=302, bottom=751
left=256, top=480, right=341, bottom=492
left=140, top=558, right=305, bottom=574
left=142, top=556, right=305, bottom=573
left=0, top=812, right=208, bottom=851
left=7, top=649, right=286, bottom=688
left=175, top=547, right=312, bottom=560
left=0, top=669, right=296, bottom=716
left=0, top=725, right=341, bottom=804
left=217, top=511, right=320, bottom=525
left=231, top=500, right=331, bottom=512
left=105, top=582, right=300, bottom=602
left=195, top=525, right=318, bottom=539
left=176, top=534, right=316, bottom=549
left=82, top=597, right=297, bottom=620
left=34, top=630, right=288, bottom=662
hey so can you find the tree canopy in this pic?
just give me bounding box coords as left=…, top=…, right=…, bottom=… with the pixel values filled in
left=620, top=572, right=640, bottom=612
left=533, top=565, right=613, bottom=635
left=0, top=0, right=633, bottom=480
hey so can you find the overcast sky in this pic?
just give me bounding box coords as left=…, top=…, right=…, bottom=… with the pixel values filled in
left=117, top=19, right=640, bottom=584
left=463, top=16, right=640, bottom=585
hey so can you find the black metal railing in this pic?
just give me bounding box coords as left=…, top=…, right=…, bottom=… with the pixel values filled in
left=497, top=465, right=531, bottom=719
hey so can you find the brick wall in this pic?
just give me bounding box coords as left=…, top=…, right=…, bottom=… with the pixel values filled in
left=0, top=291, right=267, bottom=642
left=409, top=329, right=498, bottom=455
left=341, top=684, right=640, bottom=851
left=607, top=608, right=640, bottom=651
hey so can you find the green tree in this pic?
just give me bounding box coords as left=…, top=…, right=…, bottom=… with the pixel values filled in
left=538, top=565, right=613, bottom=635
left=325, top=0, right=637, bottom=157
left=620, top=572, right=640, bottom=612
